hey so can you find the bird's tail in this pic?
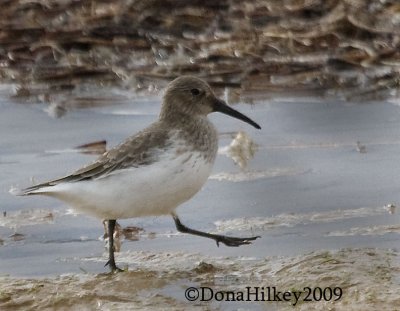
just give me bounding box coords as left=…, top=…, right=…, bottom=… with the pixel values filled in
left=9, top=183, right=52, bottom=196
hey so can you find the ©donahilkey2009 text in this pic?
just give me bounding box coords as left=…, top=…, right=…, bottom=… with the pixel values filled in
left=184, top=286, right=343, bottom=306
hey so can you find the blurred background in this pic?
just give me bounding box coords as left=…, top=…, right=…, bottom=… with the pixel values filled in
left=0, top=1, right=399, bottom=310
left=1, top=0, right=399, bottom=107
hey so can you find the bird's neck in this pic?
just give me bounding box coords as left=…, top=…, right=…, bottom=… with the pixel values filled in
left=160, top=110, right=205, bottom=129
left=160, top=112, right=218, bottom=163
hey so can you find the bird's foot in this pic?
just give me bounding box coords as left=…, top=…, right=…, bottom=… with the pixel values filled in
left=105, top=260, right=124, bottom=273
left=215, top=235, right=260, bottom=247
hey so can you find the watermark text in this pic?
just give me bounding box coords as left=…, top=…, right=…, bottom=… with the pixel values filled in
left=184, top=286, right=343, bottom=306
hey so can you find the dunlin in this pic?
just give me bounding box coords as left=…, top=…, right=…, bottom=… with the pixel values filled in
left=12, top=76, right=261, bottom=272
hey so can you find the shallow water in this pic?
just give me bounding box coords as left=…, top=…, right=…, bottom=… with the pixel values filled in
left=0, top=85, right=399, bottom=310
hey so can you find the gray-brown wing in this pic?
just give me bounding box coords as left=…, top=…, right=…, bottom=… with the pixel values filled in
left=20, top=123, right=172, bottom=194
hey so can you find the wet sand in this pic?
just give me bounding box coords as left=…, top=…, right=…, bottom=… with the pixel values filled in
left=0, top=248, right=398, bottom=310
left=0, top=85, right=399, bottom=310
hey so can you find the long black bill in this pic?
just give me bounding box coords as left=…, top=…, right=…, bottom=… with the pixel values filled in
left=213, top=98, right=261, bottom=129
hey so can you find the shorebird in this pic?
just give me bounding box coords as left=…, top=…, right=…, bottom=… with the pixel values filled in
left=11, top=76, right=261, bottom=272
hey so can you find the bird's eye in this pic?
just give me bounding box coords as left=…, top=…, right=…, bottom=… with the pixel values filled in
left=190, top=88, right=200, bottom=96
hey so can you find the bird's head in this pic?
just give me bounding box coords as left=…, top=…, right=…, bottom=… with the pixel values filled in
left=160, top=76, right=261, bottom=129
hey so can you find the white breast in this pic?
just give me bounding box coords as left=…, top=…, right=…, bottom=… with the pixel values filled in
left=45, top=149, right=214, bottom=219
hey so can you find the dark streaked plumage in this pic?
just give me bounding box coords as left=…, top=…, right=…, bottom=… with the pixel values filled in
left=19, top=123, right=173, bottom=194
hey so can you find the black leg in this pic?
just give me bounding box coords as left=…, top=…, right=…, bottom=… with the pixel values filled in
left=172, top=214, right=260, bottom=247
left=104, top=219, right=123, bottom=272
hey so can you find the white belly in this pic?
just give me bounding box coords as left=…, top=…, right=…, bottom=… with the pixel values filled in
left=44, top=151, right=213, bottom=219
